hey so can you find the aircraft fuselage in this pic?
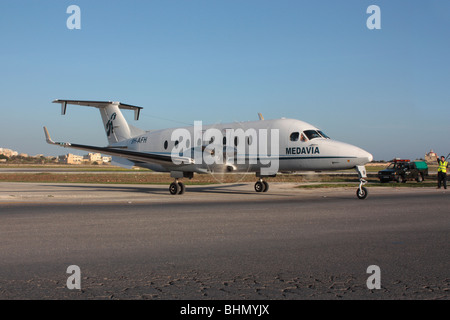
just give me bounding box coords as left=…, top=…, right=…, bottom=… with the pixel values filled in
left=111, top=118, right=373, bottom=174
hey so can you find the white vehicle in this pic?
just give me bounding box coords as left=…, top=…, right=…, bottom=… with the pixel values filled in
left=44, top=100, right=373, bottom=199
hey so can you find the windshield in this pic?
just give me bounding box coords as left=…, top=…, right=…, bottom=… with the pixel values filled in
left=303, top=130, right=323, bottom=140
left=318, top=130, right=330, bottom=139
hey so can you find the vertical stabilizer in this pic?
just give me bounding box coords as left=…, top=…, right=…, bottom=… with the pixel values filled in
left=99, top=103, right=133, bottom=144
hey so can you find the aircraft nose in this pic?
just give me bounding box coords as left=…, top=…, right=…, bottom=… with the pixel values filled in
left=359, top=149, right=373, bottom=164
left=330, top=140, right=373, bottom=164
left=344, top=142, right=372, bottom=165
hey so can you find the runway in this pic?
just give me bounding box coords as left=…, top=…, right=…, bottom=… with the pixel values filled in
left=0, top=182, right=449, bottom=300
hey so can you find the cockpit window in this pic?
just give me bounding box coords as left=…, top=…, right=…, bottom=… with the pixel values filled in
left=290, top=132, right=300, bottom=142
left=303, top=130, right=323, bottom=140
left=300, top=133, right=307, bottom=142
left=318, top=130, right=330, bottom=139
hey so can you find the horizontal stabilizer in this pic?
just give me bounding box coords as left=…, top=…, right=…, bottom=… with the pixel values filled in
left=53, top=99, right=143, bottom=121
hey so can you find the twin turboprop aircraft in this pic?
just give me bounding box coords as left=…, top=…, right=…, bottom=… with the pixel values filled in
left=44, top=100, right=373, bottom=199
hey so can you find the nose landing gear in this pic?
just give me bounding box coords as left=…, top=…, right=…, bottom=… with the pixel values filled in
left=355, top=165, right=369, bottom=200
left=356, top=179, right=368, bottom=199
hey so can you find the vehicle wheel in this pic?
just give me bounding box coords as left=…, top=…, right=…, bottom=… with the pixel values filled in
left=178, top=182, right=185, bottom=194
left=255, top=181, right=265, bottom=193
left=262, top=181, right=269, bottom=192
left=356, top=186, right=368, bottom=199
left=169, top=182, right=179, bottom=195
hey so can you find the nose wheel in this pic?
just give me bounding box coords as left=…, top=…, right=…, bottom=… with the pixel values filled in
left=356, top=179, right=368, bottom=199
left=355, top=165, right=369, bottom=199
left=255, top=179, right=269, bottom=193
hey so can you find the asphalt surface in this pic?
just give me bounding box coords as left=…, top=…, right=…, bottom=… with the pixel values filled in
left=0, top=182, right=448, bottom=300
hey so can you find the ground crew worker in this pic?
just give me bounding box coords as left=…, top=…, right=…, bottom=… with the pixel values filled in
left=436, top=155, right=448, bottom=189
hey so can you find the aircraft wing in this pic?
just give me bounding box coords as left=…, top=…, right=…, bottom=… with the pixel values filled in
left=43, top=127, right=193, bottom=165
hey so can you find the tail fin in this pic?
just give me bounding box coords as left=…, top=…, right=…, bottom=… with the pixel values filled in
left=53, top=100, right=145, bottom=144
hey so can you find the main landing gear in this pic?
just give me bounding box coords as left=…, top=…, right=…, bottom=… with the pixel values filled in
left=169, top=179, right=185, bottom=195
left=254, top=179, right=269, bottom=193
left=168, top=171, right=192, bottom=195
left=355, top=165, right=369, bottom=200
left=254, top=172, right=275, bottom=193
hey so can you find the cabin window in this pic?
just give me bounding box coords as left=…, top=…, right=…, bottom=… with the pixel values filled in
left=234, top=137, right=238, bottom=147
left=164, top=140, right=168, bottom=150
left=290, top=132, right=300, bottom=142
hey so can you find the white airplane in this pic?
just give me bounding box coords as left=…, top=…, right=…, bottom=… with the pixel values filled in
left=44, top=100, right=373, bottom=199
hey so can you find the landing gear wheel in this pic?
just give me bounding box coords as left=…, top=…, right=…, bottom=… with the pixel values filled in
left=262, top=181, right=269, bottom=192
left=355, top=167, right=369, bottom=200
left=356, top=186, right=368, bottom=200
left=169, top=182, right=179, bottom=195
left=178, top=182, right=185, bottom=195
left=255, top=181, right=265, bottom=193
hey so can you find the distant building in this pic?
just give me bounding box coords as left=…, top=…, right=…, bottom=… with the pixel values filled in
left=83, top=153, right=103, bottom=163
left=425, top=150, right=437, bottom=164
left=58, top=153, right=84, bottom=164
left=58, top=153, right=111, bottom=164
left=0, top=148, right=18, bottom=157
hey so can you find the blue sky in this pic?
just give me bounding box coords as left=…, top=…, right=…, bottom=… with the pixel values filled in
left=0, top=0, right=449, bottom=160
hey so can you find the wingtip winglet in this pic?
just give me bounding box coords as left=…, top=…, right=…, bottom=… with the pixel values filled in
left=43, top=126, right=54, bottom=144
left=43, top=126, right=69, bottom=147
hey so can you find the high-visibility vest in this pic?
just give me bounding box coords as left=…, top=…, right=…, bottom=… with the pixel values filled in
left=438, top=160, right=448, bottom=173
